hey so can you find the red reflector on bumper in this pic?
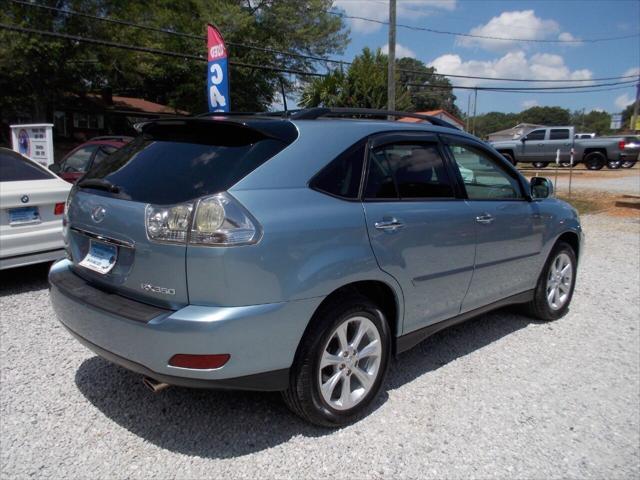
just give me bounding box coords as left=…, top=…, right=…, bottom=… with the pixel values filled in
left=54, top=202, right=65, bottom=215
left=168, top=353, right=230, bottom=369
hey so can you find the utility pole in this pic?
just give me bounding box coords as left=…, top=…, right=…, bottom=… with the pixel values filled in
left=466, top=92, right=471, bottom=131
left=387, top=0, right=396, bottom=115
left=632, top=76, right=640, bottom=133
left=472, top=88, right=478, bottom=135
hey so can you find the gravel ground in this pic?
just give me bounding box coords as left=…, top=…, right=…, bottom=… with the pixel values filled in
left=527, top=168, right=640, bottom=195
left=1, top=213, right=639, bottom=479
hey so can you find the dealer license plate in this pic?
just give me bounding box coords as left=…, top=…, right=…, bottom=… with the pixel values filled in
left=79, top=241, right=118, bottom=274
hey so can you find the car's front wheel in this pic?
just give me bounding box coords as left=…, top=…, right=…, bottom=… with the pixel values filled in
left=524, top=242, right=577, bottom=321
left=283, top=294, right=391, bottom=427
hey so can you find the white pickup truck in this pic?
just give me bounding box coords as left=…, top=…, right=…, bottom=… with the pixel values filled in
left=490, top=126, right=639, bottom=170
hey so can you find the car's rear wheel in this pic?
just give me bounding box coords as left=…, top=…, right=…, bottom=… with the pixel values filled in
left=584, top=152, right=606, bottom=170
left=607, top=159, right=622, bottom=169
left=523, top=242, right=577, bottom=321
left=532, top=161, right=549, bottom=169
left=283, top=294, right=391, bottom=427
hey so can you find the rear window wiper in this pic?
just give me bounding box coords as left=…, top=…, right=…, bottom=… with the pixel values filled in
left=77, top=178, right=121, bottom=193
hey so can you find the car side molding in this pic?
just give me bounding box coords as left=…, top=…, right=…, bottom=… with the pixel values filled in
left=395, top=290, right=535, bottom=355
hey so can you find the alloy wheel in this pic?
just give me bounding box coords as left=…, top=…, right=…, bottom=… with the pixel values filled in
left=318, top=316, right=382, bottom=411
left=546, top=252, right=573, bottom=310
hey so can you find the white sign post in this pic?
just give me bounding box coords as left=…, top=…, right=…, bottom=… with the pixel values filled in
left=10, top=123, right=55, bottom=167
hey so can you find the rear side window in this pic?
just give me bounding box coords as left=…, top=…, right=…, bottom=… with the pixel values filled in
left=526, top=130, right=546, bottom=140
left=81, top=121, right=295, bottom=204
left=365, top=143, right=455, bottom=200
left=550, top=129, right=570, bottom=140
left=310, top=141, right=365, bottom=199
left=0, top=150, right=54, bottom=181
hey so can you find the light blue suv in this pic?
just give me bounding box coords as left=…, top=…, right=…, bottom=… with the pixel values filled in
left=49, top=108, right=582, bottom=426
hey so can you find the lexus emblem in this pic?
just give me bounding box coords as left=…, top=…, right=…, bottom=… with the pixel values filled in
left=21, top=195, right=29, bottom=204
left=91, top=206, right=106, bottom=223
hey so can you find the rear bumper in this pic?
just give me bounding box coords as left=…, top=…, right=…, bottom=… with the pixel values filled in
left=49, top=259, right=323, bottom=391
left=0, top=247, right=66, bottom=270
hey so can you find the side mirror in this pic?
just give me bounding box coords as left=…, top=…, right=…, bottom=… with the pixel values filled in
left=530, top=177, right=553, bottom=199
left=49, top=163, right=61, bottom=174
left=520, top=136, right=527, bottom=143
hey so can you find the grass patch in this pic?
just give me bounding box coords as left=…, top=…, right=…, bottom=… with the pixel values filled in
left=557, top=193, right=615, bottom=215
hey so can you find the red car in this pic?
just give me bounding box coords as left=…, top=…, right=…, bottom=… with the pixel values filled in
left=51, top=136, right=132, bottom=183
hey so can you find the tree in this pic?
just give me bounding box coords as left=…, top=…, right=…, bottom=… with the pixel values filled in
left=300, top=49, right=458, bottom=115
left=570, top=110, right=611, bottom=135
left=0, top=0, right=348, bottom=121
left=519, top=106, right=571, bottom=126
left=470, top=111, right=518, bottom=139
left=621, top=102, right=636, bottom=130
left=396, top=57, right=460, bottom=116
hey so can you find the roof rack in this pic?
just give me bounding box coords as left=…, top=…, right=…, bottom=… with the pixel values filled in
left=290, top=107, right=457, bottom=129
left=91, top=135, right=134, bottom=141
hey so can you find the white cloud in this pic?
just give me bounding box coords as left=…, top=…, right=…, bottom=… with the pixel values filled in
left=428, top=51, right=593, bottom=87
left=624, top=66, right=640, bottom=77
left=457, top=10, right=567, bottom=51
left=615, top=93, right=634, bottom=110
left=333, top=0, right=456, bottom=34
left=381, top=42, right=416, bottom=58
left=522, top=99, right=538, bottom=108
left=558, top=32, right=582, bottom=46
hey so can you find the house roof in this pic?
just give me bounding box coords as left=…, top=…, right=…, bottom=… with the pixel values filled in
left=63, top=93, right=189, bottom=116
left=398, top=109, right=464, bottom=127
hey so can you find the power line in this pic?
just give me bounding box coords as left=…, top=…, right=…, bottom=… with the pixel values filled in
left=326, top=9, right=640, bottom=43
left=9, top=0, right=349, bottom=66
left=10, top=0, right=639, bottom=84
left=407, top=83, right=636, bottom=94
left=0, top=24, right=327, bottom=77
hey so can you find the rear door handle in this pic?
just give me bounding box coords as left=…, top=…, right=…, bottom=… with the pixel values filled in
left=374, top=218, right=404, bottom=231
left=475, top=213, right=495, bottom=225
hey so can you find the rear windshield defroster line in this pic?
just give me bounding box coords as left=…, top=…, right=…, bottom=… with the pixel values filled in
left=79, top=120, right=297, bottom=205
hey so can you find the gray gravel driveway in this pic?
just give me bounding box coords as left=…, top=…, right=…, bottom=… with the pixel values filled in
left=1, top=213, right=639, bottom=479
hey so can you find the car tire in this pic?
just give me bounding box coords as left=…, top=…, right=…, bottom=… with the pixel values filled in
left=501, top=152, right=517, bottom=167
left=282, top=294, right=391, bottom=427
left=523, top=242, right=577, bottom=321
left=607, top=159, right=622, bottom=169
left=584, top=152, right=606, bottom=170
left=532, top=161, right=549, bottom=169
left=621, top=160, right=637, bottom=168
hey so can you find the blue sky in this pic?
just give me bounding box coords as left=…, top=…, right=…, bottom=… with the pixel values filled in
left=287, top=0, right=640, bottom=115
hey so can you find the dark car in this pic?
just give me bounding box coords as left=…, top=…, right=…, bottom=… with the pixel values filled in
left=51, top=136, right=132, bottom=183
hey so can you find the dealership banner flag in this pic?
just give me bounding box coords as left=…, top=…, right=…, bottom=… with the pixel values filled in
left=207, top=24, right=229, bottom=112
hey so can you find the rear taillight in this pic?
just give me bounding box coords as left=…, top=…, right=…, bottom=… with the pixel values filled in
left=54, top=203, right=65, bottom=215
left=145, top=203, right=193, bottom=243
left=619, top=140, right=627, bottom=150
left=145, top=192, right=261, bottom=246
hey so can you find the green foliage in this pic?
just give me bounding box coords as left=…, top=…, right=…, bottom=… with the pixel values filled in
left=621, top=102, right=636, bottom=130
left=519, top=106, right=571, bottom=126
left=300, top=48, right=457, bottom=114
left=0, top=0, right=348, bottom=119
left=569, top=110, right=611, bottom=135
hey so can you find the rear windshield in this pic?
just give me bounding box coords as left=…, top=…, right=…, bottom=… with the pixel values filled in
left=0, top=150, right=54, bottom=181
left=80, top=121, right=295, bottom=204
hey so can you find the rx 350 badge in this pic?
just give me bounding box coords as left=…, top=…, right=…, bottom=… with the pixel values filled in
left=141, top=283, right=176, bottom=296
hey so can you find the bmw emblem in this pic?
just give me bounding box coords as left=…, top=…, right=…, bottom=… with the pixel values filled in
left=21, top=195, right=29, bottom=204
left=91, top=206, right=106, bottom=223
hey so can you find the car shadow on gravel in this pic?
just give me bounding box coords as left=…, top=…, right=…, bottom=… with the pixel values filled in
left=74, top=307, right=539, bottom=459
left=0, top=263, right=51, bottom=296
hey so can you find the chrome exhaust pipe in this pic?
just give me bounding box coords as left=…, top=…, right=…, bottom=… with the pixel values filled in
left=143, top=376, right=170, bottom=393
